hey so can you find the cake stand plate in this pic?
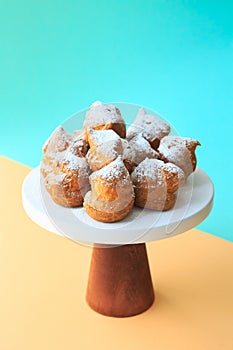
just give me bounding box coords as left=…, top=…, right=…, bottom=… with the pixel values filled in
left=22, top=166, right=214, bottom=317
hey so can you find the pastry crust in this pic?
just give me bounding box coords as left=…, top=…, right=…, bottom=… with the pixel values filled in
left=44, top=153, right=91, bottom=207
left=41, top=126, right=91, bottom=207
left=41, top=126, right=74, bottom=178
left=84, top=197, right=134, bottom=223
left=161, top=162, right=185, bottom=192
left=121, top=139, right=137, bottom=173
left=87, top=138, right=123, bottom=172
left=127, top=108, right=170, bottom=149
left=86, top=129, right=140, bottom=173
left=87, top=128, right=120, bottom=148
left=83, top=156, right=134, bottom=222
left=133, top=187, right=176, bottom=211
left=69, top=136, right=89, bottom=157
left=73, top=129, right=88, bottom=142
left=158, top=136, right=201, bottom=178
left=42, top=126, right=73, bottom=154
left=131, top=158, right=185, bottom=211
left=128, top=133, right=159, bottom=165
left=84, top=101, right=126, bottom=138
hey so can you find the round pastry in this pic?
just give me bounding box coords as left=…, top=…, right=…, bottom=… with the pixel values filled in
left=44, top=150, right=91, bottom=207
left=41, top=126, right=91, bottom=207
left=86, top=138, right=123, bottom=172
left=128, top=133, right=159, bottom=165
left=87, top=128, right=120, bottom=148
left=83, top=156, right=135, bottom=222
left=131, top=158, right=185, bottom=211
left=84, top=101, right=126, bottom=138
left=158, top=136, right=201, bottom=178
left=86, top=131, right=136, bottom=173
left=127, top=107, right=171, bottom=149
left=42, top=126, right=73, bottom=154
left=41, top=126, right=74, bottom=178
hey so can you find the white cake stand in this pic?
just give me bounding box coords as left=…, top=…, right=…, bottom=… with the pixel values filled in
left=22, top=165, right=214, bottom=317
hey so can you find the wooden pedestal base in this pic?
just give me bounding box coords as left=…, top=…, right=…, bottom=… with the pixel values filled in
left=86, top=243, right=155, bottom=317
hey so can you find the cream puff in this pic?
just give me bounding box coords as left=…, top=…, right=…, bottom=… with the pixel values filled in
left=83, top=156, right=134, bottom=222
left=84, top=101, right=126, bottom=138
left=127, top=107, right=170, bottom=149
left=131, top=158, right=185, bottom=211
left=158, top=136, right=201, bottom=178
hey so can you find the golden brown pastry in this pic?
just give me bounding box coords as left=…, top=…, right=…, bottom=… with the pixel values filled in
left=44, top=151, right=91, bottom=207
left=86, top=138, right=123, bottom=172
left=41, top=126, right=91, bottom=207
left=69, top=136, right=89, bottom=157
left=74, top=129, right=88, bottom=141
left=86, top=128, right=120, bottom=148
left=131, top=158, right=185, bottom=211
left=87, top=132, right=159, bottom=175
left=84, top=101, right=126, bottom=138
left=127, top=107, right=171, bottom=149
left=128, top=133, right=159, bottom=165
left=158, top=136, right=201, bottom=178
left=42, top=126, right=74, bottom=154
left=86, top=128, right=138, bottom=173
left=41, top=126, right=74, bottom=178
left=120, top=139, right=137, bottom=173
left=83, top=156, right=135, bottom=222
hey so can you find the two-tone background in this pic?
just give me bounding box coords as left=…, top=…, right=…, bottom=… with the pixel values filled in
left=0, top=0, right=232, bottom=241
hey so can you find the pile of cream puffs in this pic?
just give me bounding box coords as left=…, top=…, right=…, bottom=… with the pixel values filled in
left=40, top=101, right=200, bottom=222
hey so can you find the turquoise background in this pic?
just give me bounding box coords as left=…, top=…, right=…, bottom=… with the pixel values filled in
left=0, top=0, right=232, bottom=241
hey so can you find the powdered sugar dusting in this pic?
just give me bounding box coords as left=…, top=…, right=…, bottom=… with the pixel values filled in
left=62, top=151, right=90, bottom=174
left=121, top=139, right=136, bottom=162
left=90, top=101, right=103, bottom=108
left=87, top=139, right=122, bottom=170
left=161, top=136, right=200, bottom=148
left=158, top=136, right=198, bottom=177
left=91, top=156, right=129, bottom=185
left=131, top=158, right=165, bottom=187
left=44, top=171, right=66, bottom=186
left=162, top=162, right=185, bottom=180
left=43, top=126, right=73, bottom=154
left=127, top=107, right=170, bottom=142
left=129, top=133, right=159, bottom=164
left=84, top=102, right=125, bottom=128
left=41, top=103, right=201, bottom=216
left=96, top=139, right=121, bottom=159
left=88, top=129, right=120, bottom=147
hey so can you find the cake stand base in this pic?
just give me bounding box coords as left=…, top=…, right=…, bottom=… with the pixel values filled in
left=86, top=243, right=155, bottom=317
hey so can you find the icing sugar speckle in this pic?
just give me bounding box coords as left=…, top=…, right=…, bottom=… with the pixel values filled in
left=128, top=133, right=158, bottom=164
left=90, top=156, right=130, bottom=186
left=88, top=129, right=120, bottom=147
left=84, top=101, right=125, bottom=129
left=127, top=107, right=170, bottom=142
left=43, top=126, right=73, bottom=154
left=131, top=158, right=165, bottom=188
